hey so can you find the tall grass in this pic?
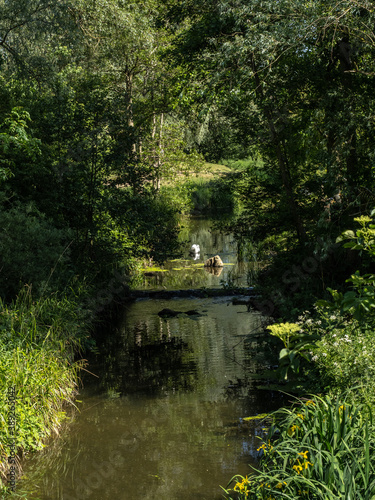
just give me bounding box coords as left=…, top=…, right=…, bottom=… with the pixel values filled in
left=0, top=286, right=92, bottom=359
left=223, top=391, right=375, bottom=499
left=221, top=156, right=264, bottom=171
left=0, top=287, right=87, bottom=492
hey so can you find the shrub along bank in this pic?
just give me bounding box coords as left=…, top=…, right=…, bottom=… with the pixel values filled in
left=223, top=213, right=375, bottom=499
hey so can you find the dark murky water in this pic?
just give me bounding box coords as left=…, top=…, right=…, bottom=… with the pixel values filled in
left=17, top=219, right=280, bottom=500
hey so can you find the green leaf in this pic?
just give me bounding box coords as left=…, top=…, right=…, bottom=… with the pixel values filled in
left=336, top=230, right=355, bottom=243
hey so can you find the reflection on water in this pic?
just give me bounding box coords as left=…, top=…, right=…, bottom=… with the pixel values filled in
left=139, top=217, right=253, bottom=290
left=19, top=297, right=281, bottom=500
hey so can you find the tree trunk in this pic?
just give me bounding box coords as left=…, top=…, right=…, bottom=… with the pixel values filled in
left=152, top=113, right=158, bottom=189
left=250, top=55, right=306, bottom=243
left=125, top=72, right=137, bottom=155
left=157, top=113, right=164, bottom=190
left=151, top=112, right=164, bottom=190
left=337, top=35, right=357, bottom=189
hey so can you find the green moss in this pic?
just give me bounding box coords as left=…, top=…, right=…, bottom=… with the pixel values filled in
left=141, top=267, right=168, bottom=273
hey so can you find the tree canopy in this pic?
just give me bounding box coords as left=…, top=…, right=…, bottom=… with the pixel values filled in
left=166, top=0, right=375, bottom=242
left=1, top=0, right=375, bottom=298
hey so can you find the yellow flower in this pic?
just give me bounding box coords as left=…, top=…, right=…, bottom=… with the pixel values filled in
left=234, top=482, right=244, bottom=492
left=257, top=441, right=273, bottom=452
left=234, top=476, right=251, bottom=493
left=338, top=404, right=348, bottom=420
left=296, top=413, right=305, bottom=420
left=288, top=424, right=300, bottom=435
left=276, top=481, right=287, bottom=489
left=305, top=400, right=315, bottom=406
left=293, top=464, right=303, bottom=474
left=298, top=450, right=309, bottom=460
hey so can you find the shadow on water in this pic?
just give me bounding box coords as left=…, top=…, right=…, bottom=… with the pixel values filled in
left=17, top=220, right=284, bottom=500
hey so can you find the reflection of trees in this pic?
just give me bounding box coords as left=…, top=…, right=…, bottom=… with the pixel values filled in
left=18, top=299, right=279, bottom=500
left=19, top=394, right=258, bottom=500
left=87, top=298, right=268, bottom=405
left=89, top=317, right=198, bottom=396
left=121, top=335, right=197, bottom=395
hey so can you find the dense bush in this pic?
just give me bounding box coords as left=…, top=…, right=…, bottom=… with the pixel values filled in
left=0, top=204, right=74, bottom=301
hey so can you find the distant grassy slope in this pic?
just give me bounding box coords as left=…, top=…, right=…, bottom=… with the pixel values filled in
left=201, top=162, right=233, bottom=177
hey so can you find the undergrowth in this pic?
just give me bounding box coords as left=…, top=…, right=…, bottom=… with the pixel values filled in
left=223, top=212, right=375, bottom=498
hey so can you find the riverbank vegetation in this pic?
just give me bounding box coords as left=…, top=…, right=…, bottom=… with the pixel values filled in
left=223, top=215, right=375, bottom=498
left=2, top=0, right=375, bottom=497
left=0, top=288, right=89, bottom=490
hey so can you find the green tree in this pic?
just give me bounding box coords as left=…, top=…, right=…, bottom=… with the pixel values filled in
left=0, top=107, right=41, bottom=183
left=166, top=0, right=375, bottom=243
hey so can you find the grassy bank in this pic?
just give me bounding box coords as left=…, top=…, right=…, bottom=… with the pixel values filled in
left=224, top=391, right=375, bottom=499
left=160, top=162, right=239, bottom=215
left=0, top=287, right=92, bottom=495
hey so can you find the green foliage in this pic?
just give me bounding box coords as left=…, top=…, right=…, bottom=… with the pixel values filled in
left=267, top=322, right=320, bottom=380
left=317, top=214, right=375, bottom=321
left=0, top=288, right=88, bottom=492
left=161, top=174, right=237, bottom=215
left=189, top=177, right=236, bottom=213
left=0, top=107, right=41, bottom=182
left=223, top=392, right=375, bottom=499
left=267, top=304, right=375, bottom=402
left=313, top=315, right=375, bottom=396
left=0, top=204, right=73, bottom=301
left=160, top=179, right=195, bottom=213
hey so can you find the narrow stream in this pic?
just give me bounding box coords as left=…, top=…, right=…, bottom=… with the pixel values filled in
left=18, top=218, right=281, bottom=500
left=137, top=217, right=254, bottom=291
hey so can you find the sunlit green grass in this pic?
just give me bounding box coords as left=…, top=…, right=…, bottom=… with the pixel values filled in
left=0, top=288, right=87, bottom=493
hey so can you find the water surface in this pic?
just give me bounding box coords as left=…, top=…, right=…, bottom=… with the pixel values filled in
left=138, top=217, right=254, bottom=290
left=18, top=219, right=280, bottom=500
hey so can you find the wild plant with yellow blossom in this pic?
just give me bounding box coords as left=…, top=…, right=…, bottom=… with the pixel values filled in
left=222, top=390, right=375, bottom=499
